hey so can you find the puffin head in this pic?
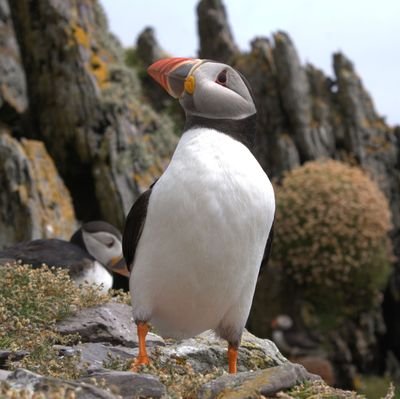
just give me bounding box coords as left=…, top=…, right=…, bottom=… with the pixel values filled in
left=70, top=221, right=129, bottom=278
left=148, top=58, right=256, bottom=147
left=148, top=57, right=256, bottom=119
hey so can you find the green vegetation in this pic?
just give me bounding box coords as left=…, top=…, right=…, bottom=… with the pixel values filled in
left=284, top=380, right=365, bottom=398
left=272, top=160, right=393, bottom=324
left=0, top=263, right=128, bottom=379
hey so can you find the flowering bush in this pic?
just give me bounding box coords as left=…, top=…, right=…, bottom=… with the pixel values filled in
left=273, top=160, right=392, bottom=317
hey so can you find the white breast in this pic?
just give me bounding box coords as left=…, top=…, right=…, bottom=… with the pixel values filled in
left=74, top=261, right=113, bottom=293
left=130, top=128, right=275, bottom=339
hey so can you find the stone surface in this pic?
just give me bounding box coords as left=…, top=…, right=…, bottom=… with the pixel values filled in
left=9, top=0, right=177, bottom=228
left=80, top=370, right=167, bottom=399
left=136, top=27, right=168, bottom=67
left=6, top=368, right=117, bottom=398
left=161, top=330, right=287, bottom=374
left=0, top=349, right=29, bottom=368
left=75, top=342, right=136, bottom=371
left=0, top=131, right=77, bottom=248
left=0, top=370, right=11, bottom=380
left=56, top=302, right=165, bottom=348
left=0, top=0, right=27, bottom=128
left=197, top=363, right=320, bottom=399
left=197, top=0, right=239, bottom=63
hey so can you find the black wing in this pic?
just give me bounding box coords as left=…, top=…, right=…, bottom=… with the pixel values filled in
left=122, top=188, right=153, bottom=272
left=0, top=239, right=90, bottom=268
left=259, top=221, right=274, bottom=276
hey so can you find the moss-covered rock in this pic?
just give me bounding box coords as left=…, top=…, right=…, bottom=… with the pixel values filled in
left=0, top=132, right=76, bottom=248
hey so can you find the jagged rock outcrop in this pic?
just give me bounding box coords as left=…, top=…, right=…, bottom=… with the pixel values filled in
left=197, top=0, right=239, bottom=63
left=0, top=0, right=27, bottom=131
left=8, top=0, right=177, bottom=229
left=136, top=27, right=168, bottom=67
left=0, top=131, right=76, bottom=248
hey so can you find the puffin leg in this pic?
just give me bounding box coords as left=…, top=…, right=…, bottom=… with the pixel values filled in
left=130, top=321, right=150, bottom=371
left=228, top=342, right=238, bottom=374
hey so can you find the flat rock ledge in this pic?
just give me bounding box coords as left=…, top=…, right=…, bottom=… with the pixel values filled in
left=198, top=363, right=320, bottom=399
left=0, top=302, right=321, bottom=398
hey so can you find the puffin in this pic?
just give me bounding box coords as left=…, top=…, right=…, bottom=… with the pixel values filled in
left=123, top=57, right=275, bottom=373
left=0, top=221, right=129, bottom=292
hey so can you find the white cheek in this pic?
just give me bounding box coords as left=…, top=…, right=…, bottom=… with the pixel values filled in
left=193, top=81, right=255, bottom=120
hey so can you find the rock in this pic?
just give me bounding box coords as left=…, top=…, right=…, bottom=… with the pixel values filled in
left=79, top=370, right=167, bottom=399
left=55, top=302, right=165, bottom=348
left=6, top=368, right=117, bottom=398
left=273, top=32, right=335, bottom=161
left=74, top=342, right=136, bottom=371
left=9, top=0, right=177, bottom=227
left=136, top=27, right=168, bottom=67
left=0, top=349, right=29, bottom=368
left=160, top=330, right=287, bottom=373
left=197, top=0, right=239, bottom=63
left=0, top=370, right=11, bottom=380
left=0, top=0, right=27, bottom=129
left=0, top=131, right=77, bottom=248
left=197, top=363, right=320, bottom=399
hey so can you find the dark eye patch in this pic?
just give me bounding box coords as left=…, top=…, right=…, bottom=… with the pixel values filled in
left=216, top=70, right=227, bottom=85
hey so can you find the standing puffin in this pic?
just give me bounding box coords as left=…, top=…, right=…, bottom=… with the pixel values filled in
left=123, top=58, right=275, bottom=373
left=0, top=221, right=129, bottom=292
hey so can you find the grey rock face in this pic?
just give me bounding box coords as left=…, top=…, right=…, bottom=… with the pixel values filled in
left=0, top=132, right=76, bottom=248
left=136, top=27, right=168, bottom=67
left=8, top=0, right=177, bottom=228
left=6, top=368, right=117, bottom=399
left=0, top=369, right=11, bottom=381
left=80, top=370, right=167, bottom=399
left=56, top=302, right=165, bottom=348
left=0, top=0, right=27, bottom=127
left=197, top=363, right=320, bottom=399
left=197, top=0, right=239, bottom=62
left=75, top=342, right=136, bottom=371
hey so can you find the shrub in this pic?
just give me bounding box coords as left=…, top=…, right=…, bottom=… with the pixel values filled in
left=272, top=160, right=392, bottom=320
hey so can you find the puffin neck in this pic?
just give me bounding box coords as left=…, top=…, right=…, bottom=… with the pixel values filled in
left=183, top=113, right=257, bottom=151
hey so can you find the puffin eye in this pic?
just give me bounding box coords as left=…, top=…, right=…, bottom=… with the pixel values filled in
left=216, top=70, right=227, bottom=85
left=103, top=238, right=114, bottom=248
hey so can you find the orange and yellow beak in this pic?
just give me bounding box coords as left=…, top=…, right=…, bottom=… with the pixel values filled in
left=107, top=256, right=130, bottom=278
left=147, top=57, right=204, bottom=98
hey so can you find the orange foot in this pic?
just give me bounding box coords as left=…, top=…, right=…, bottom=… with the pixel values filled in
left=228, top=343, right=238, bottom=374
left=130, top=354, right=150, bottom=371
left=131, top=321, right=150, bottom=372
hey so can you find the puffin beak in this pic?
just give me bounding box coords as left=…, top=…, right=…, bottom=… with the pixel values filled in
left=107, top=256, right=130, bottom=278
left=147, top=57, right=204, bottom=98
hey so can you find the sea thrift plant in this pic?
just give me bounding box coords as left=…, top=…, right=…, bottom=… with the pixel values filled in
left=273, top=160, right=392, bottom=317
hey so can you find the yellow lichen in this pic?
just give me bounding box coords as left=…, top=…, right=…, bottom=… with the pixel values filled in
left=71, top=23, right=90, bottom=48
left=21, top=139, right=76, bottom=239
left=89, top=53, right=109, bottom=88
